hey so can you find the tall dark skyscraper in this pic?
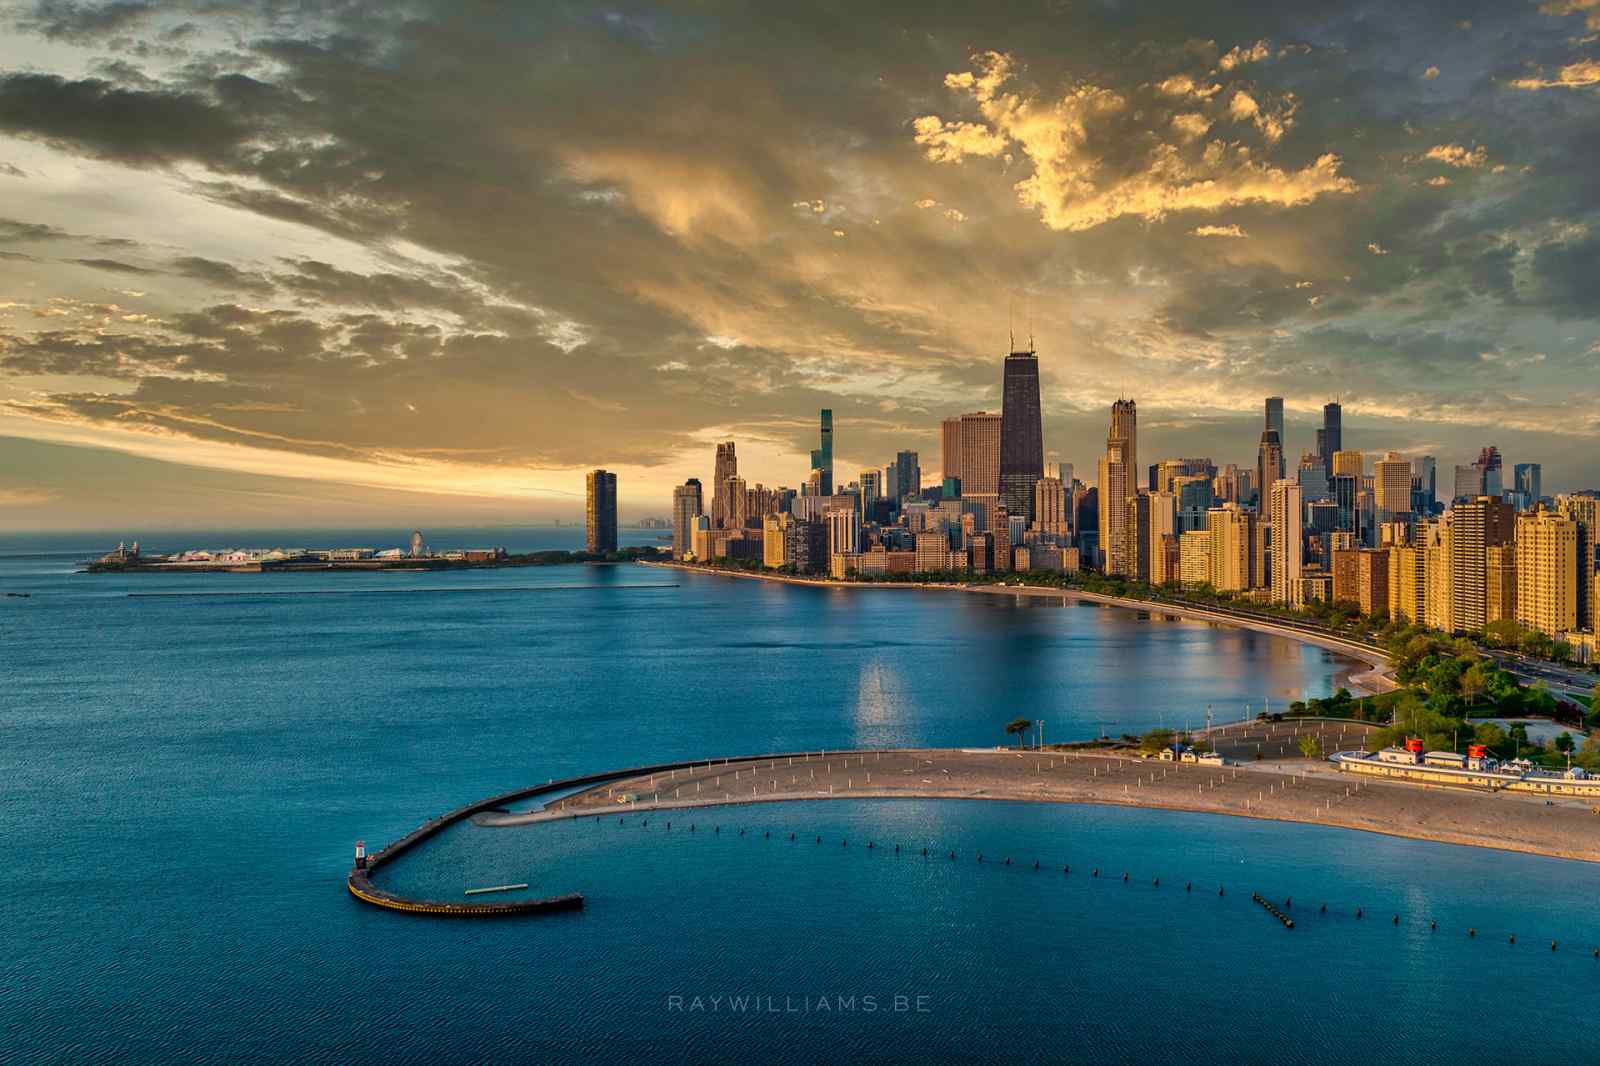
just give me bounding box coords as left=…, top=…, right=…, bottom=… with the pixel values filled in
left=586, top=468, right=618, bottom=553
left=1265, top=396, right=1284, bottom=441
left=1320, top=402, right=1343, bottom=476
left=818, top=409, right=834, bottom=496
left=998, top=346, right=1044, bottom=519
left=894, top=450, right=920, bottom=501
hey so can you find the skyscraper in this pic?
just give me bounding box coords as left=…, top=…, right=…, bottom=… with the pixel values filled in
left=999, top=347, right=1044, bottom=520
left=818, top=410, right=834, bottom=497
left=1556, top=494, right=1598, bottom=627
left=1319, top=402, right=1342, bottom=477
left=1110, top=399, right=1138, bottom=493
left=1255, top=429, right=1282, bottom=513
left=586, top=469, right=618, bottom=553
left=711, top=441, right=737, bottom=527
left=894, top=450, right=921, bottom=503
left=958, top=411, right=1002, bottom=513
left=940, top=417, right=962, bottom=487
left=671, top=478, right=703, bottom=559
left=1374, top=452, right=1413, bottom=517
left=1268, top=479, right=1303, bottom=603
left=1265, top=397, right=1284, bottom=443
left=1513, top=463, right=1542, bottom=508
left=1474, top=446, right=1502, bottom=499
left=1033, top=474, right=1068, bottom=538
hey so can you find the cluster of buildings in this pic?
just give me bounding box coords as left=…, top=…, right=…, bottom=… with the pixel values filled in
left=1339, top=738, right=1598, bottom=795
left=575, top=343, right=1598, bottom=659
left=95, top=531, right=511, bottom=568
left=662, top=340, right=1085, bottom=580
left=1092, top=400, right=1598, bottom=658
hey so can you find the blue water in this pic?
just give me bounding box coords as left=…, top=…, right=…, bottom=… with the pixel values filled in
left=3, top=528, right=1596, bottom=1064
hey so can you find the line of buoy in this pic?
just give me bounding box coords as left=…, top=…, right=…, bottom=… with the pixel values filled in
left=1252, top=892, right=1295, bottom=929
left=633, top=819, right=1590, bottom=953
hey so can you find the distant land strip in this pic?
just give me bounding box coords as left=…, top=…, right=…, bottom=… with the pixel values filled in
left=128, top=583, right=680, bottom=599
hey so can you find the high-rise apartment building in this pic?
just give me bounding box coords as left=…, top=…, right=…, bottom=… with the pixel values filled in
left=824, top=506, right=859, bottom=561
left=1374, top=452, right=1412, bottom=517
left=1486, top=544, right=1517, bottom=625
left=1147, top=491, right=1179, bottom=585
left=999, top=348, right=1044, bottom=520
left=1414, top=456, right=1437, bottom=510
left=1124, top=493, right=1151, bottom=582
left=1422, top=520, right=1452, bottom=631
left=1515, top=510, right=1577, bottom=638
left=1268, top=479, right=1303, bottom=604
left=1206, top=503, right=1254, bottom=592
left=1154, top=458, right=1214, bottom=494
left=1332, top=450, right=1363, bottom=479
left=763, top=512, right=791, bottom=568
left=1388, top=544, right=1426, bottom=623
left=1174, top=475, right=1214, bottom=533
left=992, top=506, right=1013, bottom=572
left=1180, top=529, right=1213, bottom=588
left=1099, top=444, right=1129, bottom=574
left=1297, top=452, right=1330, bottom=502
left=585, top=469, right=618, bottom=553
left=671, top=478, right=703, bottom=559
left=1447, top=495, right=1516, bottom=634
left=859, top=470, right=881, bottom=502
left=1556, top=494, right=1598, bottom=628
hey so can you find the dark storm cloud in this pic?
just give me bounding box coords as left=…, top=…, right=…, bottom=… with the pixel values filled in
left=170, top=255, right=276, bottom=295
left=63, top=256, right=158, bottom=274
left=21, top=0, right=156, bottom=42
left=0, top=72, right=252, bottom=164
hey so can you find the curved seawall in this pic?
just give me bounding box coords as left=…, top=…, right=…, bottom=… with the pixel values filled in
left=348, top=750, right=839, bottom=915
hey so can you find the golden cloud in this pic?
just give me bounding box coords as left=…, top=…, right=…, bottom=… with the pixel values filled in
left=1423, top=143, right=1489, bottom=167
left=1190, top=224, right=1248, bottom=237
left=1538, top=0, right=1600, bottom=30
left=1510, top=58, right=1600, bottom=89
left=916, top=52, right=1353, bottom=232
left=1218, top=40, right=1271, bottom=71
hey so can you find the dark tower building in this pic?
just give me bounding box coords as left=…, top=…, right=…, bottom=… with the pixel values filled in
left=1320, top=402, right=1343, bottom=477
left=586, top=469, right=618, bottom=553
left=818, top=409, right=834, bottom=497
left=999, top=345, right=1044, bottom=520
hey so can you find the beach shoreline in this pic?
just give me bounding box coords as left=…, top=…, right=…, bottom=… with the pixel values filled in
left=485, top=743, right=1600, bottom=865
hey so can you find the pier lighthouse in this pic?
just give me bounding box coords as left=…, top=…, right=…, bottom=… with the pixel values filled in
left=354, top=840, right=366, bottom=870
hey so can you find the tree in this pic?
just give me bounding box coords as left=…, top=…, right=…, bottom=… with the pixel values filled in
left=1298, top=734, right=1324, bottom=759
left=1139, top=728, right=1176, bottom=755
left=1556, top=732, right=1575, bottom=754
left=1459, top=662, right=1491, bottom=705
left=1005, top=717, right=1031, bottom=749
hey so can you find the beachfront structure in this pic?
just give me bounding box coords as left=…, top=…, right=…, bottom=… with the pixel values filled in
left=1335, top=749, right=1600, bottom=798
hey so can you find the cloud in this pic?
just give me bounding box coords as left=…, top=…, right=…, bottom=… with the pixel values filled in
left=1367, top=242, right=1389, bottom=255
left=915, top=51, right=1352, bottom=232
left=170, top=256, right=276, bottom=295
left=1423, top=143, right=1489, bottom=168
left=1510, top=59, right=1600, bottom=89
left=1425, top=175, right=1452, bottom=186
left=1537, top=0, right=1600, bottom=30
left=1218, top=41, right=1271, bottom=71
left=1422, top=66, right=1441, bottom=80
left=1190, top=224, right=1248, bottom=237
left=0, top=162, right=25, bottom=177
left=20, top=1, right=158, bottom=42
left=1155, top=75, right=1221, bottom=100
left=64, top=257, right=158, bottom=275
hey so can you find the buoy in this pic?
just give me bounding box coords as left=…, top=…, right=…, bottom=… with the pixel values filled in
left=978, top=853, right=984, bottom=863
left=1355, top=907, right=1362, bottom=918
left=816, top=835, right=821, bottom=843
left=1392, top=915, right=1399, bottom=925
left=1219, top=886, right=1225, bottom=897
left=1153, top=877, right=1160, bottom=886
left=1092, top=868, right=1099, bottom=877
left=1320, top=903, right=1326, bottom=913
left=868, top=841, right=874, bottom=850
left=1509, top=934, right=1516, bottom=944
left=1004, top=857, right=1010, bottom=866
left=1185, top=882, right=1191, bottom=892
left=714, top=826, right=719, bottom=834
left=1034, top=860, right=1040, bottom=869
left=764, top=831, right=769, bottom=838
left=949, top=851, right=955, bottom=859
left=1552, top=940, right=1558, bottom=951
left=841, top=839, right=847, bottom=847
left=667, top=821, right=671, bottom=829
left=921, top=847, right=927, bottom=856
left=690, top=824, right=695, bottom=832
left=1122, top=871, right=1129, bottom=882
left=895, top=845, right=900, bottom=854
left=1469, top=928, right=1476, bottom=937
left=1430, top=921, right=1436, bottom=931
left=1064, top=866, right=1070, bottom=875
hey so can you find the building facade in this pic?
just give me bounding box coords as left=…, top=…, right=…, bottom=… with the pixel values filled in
left=585, top=469, right=618, bottom=553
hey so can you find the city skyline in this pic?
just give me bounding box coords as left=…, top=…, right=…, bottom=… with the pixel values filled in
left=3, top=1, right=1600, bottom=529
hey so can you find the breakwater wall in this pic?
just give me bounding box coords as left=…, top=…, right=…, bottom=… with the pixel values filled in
left=348, top=749, right=856, bottom=916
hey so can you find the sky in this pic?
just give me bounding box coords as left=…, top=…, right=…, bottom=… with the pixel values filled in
left=0, top=0, right=1597, bottom=530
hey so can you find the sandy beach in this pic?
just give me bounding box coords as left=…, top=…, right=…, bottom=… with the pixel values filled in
left=482, top=728, right=1600, bottom=864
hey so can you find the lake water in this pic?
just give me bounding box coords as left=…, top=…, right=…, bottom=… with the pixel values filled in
left=3, top=528, right=1597, bottom=1064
